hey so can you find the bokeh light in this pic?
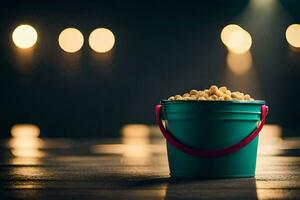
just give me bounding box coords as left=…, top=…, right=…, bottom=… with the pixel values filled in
left=285, top=24, right=300, bottom=48
left=258, top=124, right=283, bottom=156
left=89, top=28, right=115, bottom=53
left=12, top=24, right=38, bottom=49
left=91, top=123, right=165, bottom=161
left=58, top=28, right=84, bottom=53
left=10, top=124, right=45, bottom=159
left=221, top=24, right=242, bottom=45
left=11, top=124, right=40, bottom=138
left=221, top=24, right=252, bottom=54
left=121, top=124, right=150, bottom=138
left=252, top=0, right=274, bottom=8
left=227, top=51, right=252, bottom=75
left=226, top=29, right=252, bottom=54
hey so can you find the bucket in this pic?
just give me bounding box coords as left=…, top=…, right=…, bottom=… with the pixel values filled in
left=155, top=100, right=268, bottom=178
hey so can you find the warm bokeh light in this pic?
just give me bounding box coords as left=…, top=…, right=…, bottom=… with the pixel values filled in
left=12, top=24, right=38, bottom=49
left=285, top=24, right=300, bottom=48
left=9, top=139, right=46, bottom=170
left=9, top=124, right=45, bottom=158
left=221, top=24, right=252, bottom=54
left=58, top=28, right=84, bottom=53
left=11, top=149, right=46, bottom=158
left=227, top=51, right=252, bottom=75
left=91, top=123, right=166, bottom=165
left=121, top=124, right=150, bottom=137
left=11, top=124, right=40, bottom=138
left=252, top=0, right=274, bottom=7
left=257, top=124, right=283, bottom=156
left=221, top=24, right=242, bottom=45
left=226, top=29, right=252, bottom=54
left=260, top=124, right=282, bottom=140
left=90, top=142, right=164, bottom=158
left=9, top=137, right=42, bottom=148
left=89, top=28, right=115, bottom=53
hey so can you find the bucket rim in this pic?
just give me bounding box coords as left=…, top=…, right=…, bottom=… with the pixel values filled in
left=161, top=99, right=266, bottom=105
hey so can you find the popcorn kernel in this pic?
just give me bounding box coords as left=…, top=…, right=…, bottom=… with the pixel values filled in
left=168, top=86, right=255, bottom=101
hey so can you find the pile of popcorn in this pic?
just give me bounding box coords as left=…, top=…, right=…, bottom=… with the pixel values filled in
left=168, top=85, right=254, bottom=101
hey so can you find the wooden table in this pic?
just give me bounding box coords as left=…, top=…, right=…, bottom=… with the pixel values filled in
left=0, top=133, right=300, bottom=199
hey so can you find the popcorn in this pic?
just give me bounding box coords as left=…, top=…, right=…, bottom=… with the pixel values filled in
left=168, top=85, right=255, bottom=101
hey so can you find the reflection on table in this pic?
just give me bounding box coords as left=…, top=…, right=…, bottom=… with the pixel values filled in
left=0, top=124, right=300, bottom=199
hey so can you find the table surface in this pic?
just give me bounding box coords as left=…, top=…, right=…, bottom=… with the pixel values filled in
left=0, top=133, right=300, bottom=200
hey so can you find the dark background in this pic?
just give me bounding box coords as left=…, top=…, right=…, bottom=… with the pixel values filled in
left=0, top=0, right=299, bottom=138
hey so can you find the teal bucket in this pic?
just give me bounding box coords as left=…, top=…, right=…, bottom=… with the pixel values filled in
left=155, top=100, right=268, bottom=178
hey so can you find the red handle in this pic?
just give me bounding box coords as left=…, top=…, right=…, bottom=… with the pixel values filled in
left=155, top=104, right=268, bottom=157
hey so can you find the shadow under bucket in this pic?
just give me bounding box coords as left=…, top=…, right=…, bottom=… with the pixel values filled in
left=155, top=100, right=268, bottom=178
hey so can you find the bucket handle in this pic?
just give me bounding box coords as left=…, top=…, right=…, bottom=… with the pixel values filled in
left=155, top=104, right=268, bottom=157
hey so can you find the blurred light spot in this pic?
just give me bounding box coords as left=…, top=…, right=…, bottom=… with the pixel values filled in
left=227, top=51, right=252, bottom=75
left=260, top=124, right=282, bottom=140
left=9, top=137, right=42, bottom=148
left=281, top=137, right=300, bottom=150
left=12, top=24, right=38, bottom=49
left=9, top=157, right=41, bottom=165
left=251, top=0, right=274, bottom=8
left=221, top=24, right=252, bottom=54
left=91, top=129, right=165, bottom=160
left=10, top=124, right=46, bottom=159
left=285, top=24, right=300, bottom=48
left=11, top=124, right=40, bottom=138
left=121, top=124, right=150, bottom=138
left=89, top=28, right=115, bottom=53
left=258, top=124, right=283, bottom=156
left=227, top=29, right=252, bottom=54
left=149, top=125, right=163, bottom=138
left=91, top=123, right=166, bottom=166
left=90, top=143, right=164, bottom=158
left=9, top=137, right=46, bottom=158
left=11, top=149, right=46, bottom=158
left=59, top=28, right=84, bottom=53
left=221, top=24, right=242, bottom=45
